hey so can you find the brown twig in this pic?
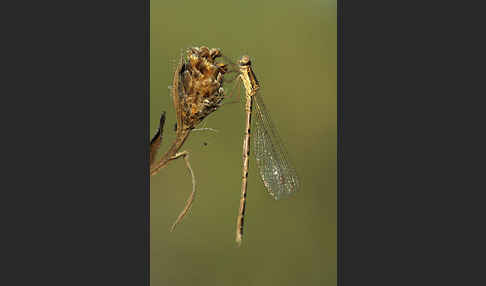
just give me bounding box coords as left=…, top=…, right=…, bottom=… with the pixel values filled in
left=150, top=129, right=191, bottom=176
left=169, top=151, right=196, bottom=231
left=150, top=55, right=188, bottom=176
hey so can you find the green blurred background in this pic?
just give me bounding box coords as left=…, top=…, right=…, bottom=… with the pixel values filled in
left=150, top=1, right=336, bottom=285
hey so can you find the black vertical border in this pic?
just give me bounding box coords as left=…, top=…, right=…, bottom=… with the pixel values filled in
left=145, top=0, right=150, bottom=283
left=338, top=1, right=482, bottom=285
left=2, top=0, right=151, bottom=284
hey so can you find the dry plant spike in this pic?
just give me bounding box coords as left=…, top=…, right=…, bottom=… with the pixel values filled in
left=150, top=46, right=228, bottom=177
left=150, top=57, right=189, bottom=177
left=150, top=111, right=166, bottom=167
left=150, top=46, right=230, bottom=231
left=170, top=151, right=196, bottom=232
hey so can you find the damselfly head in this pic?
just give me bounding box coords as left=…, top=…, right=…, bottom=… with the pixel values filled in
left=239, top=55, right=251, bottom=66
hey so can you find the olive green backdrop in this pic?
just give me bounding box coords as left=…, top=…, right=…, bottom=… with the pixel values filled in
left=150, top=1, right=336, bottom=285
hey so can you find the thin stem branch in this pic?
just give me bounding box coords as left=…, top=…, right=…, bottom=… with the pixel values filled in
left=170, top=150, right=196, bottom=232
left=150, top=129, right=191, bottom=176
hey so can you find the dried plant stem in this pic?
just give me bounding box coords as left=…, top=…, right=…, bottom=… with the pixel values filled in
left=150, top=46, right=229, bottom=233
left=170, top=150, right=196, bottom=232
left=149, top=130, right=194, bottom=231
left=150, top=129, right=191, bottom=176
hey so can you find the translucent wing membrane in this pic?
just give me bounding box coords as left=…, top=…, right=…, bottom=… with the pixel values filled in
left=253, top=90, right=300, bottom=200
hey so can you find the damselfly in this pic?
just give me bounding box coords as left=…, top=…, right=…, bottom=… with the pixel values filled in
left=236, top=55, right=300, bottom=245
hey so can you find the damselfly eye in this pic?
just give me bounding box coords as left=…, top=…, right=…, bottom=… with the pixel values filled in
left=239, top=55, right=251, bottom=66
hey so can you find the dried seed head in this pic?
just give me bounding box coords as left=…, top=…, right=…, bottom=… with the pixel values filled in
left=176, top=46, right=228, bottom=131
left=199, top=46, right=210, bottom=57
left=210, top=48, right=222, bottom=60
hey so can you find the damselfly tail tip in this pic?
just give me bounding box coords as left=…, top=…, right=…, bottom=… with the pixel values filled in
left=235, top=236, right=242, bottom=247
